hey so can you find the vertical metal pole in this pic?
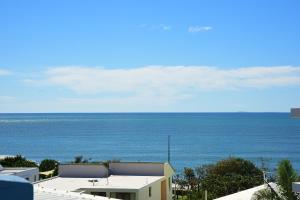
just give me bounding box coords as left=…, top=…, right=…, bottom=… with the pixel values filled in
left=168, top=135, right=171, bottom=163
left=205, top=190, right=207, bottom=200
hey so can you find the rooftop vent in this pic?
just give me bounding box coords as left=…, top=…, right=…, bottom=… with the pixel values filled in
left=88, top=179, right=98, bottom=186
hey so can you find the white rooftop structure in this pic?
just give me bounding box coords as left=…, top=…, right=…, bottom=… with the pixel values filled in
left=0, top=167, right=35, bottom=175
left=0, top=166, right=39, bottom=182
left=36, top=175, right=164, bottom=191
left=34, top=186, right=119, bottom=200
left=214, top=183, right=277, bottom=200
left=34, top=162, right=174, bottom=200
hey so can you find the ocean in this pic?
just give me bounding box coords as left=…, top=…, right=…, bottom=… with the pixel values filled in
left=0, top=113, right=299, bottom=172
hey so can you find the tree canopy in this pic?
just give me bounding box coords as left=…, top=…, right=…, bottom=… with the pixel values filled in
left=277, top=160, right=298, bottom=200
left=175, top=157, right=264, bottom=200
left=0, top=155, right=37, bottom=167
left=253, top=159, right=298, bottom=200
left=39, top=159, right=59, bottom=172
left=201, top=157, right=263, bottom=199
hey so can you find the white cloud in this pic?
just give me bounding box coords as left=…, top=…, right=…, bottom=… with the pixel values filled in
left=139, top=24, right=171, bottom=31
left=188, top=26, right=212, bottom=33
left=33, top=65, right=300, bottom=101
left=0, top=69, right=12, bottom=76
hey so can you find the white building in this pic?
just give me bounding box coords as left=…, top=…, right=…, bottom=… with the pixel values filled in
left=34, top=186, right=119, bottom=200
left=214, top=183, right=277, bottom=200
left=0, top=164, right=39, bottom=182
left=35, top=162, right=174, bottom=200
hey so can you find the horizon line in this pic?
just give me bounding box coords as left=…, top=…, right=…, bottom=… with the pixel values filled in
left=0, top=111, right=291, bottom=114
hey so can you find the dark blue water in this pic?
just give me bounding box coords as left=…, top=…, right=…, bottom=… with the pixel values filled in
left=0, top=113, right=299, bottom=172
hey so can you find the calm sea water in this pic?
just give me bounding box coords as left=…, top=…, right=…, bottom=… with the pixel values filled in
left=0, top=113, right=299, bottom=172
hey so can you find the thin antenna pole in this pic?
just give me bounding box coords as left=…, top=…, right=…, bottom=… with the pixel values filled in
left=168, top=135, right=171, bottom=163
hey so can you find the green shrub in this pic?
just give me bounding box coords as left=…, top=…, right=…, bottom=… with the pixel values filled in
left=39, top=159, right=59, bottom=172
left=0, top=155, right=37, bottom=167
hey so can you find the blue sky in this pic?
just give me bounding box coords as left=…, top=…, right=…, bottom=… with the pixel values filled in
left=0, top=0, right=300, bottom=112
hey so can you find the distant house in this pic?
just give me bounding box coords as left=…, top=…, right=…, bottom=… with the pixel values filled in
left=35, top=162, right=174, bottom=200
left=291, top=108, right=300, bottom=118
left=0, top=164, right=39, bottom=182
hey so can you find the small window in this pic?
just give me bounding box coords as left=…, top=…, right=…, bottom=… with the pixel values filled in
left=149, top=187, right=152, bottom=197
left=168, top=177, right=171, bottom=191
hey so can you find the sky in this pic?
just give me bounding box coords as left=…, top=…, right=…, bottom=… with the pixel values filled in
left=0, top=0, right=300, bottom=112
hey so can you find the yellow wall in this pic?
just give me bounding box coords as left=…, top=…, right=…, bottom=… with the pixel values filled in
left=164, top=163, right=175, bottom=200
left=138, top=180, right=161, bottom=200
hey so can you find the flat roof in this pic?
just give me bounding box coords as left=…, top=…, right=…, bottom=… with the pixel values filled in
left=34, top=187, right=119, bottom=200
left=0, top=167, right=37, bottom=175
left=35, top=175, right=164, bottom=191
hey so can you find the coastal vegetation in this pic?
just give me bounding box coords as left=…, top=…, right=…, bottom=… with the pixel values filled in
left=1, top=155, right=299, bottom=199
left=174, top=157, right=264, bottom=199
left=39, top=159, right=59, bottom=178
left=0, top=155, right=37, bottom=167
left=253, top=159, right=299, bottom=200
left=73, top=155, right=90, bottom=163
left=175, top=158, right=300, bottom=200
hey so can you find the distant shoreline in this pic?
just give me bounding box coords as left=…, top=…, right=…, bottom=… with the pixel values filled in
left=0, top=112, right=290, bottom=114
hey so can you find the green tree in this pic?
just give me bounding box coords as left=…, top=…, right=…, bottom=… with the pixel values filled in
left=200, top=157, right=263, bottom=199
left=184, top=167, right=196, bottom=190
left=39, top=159, right=59, bottom=172
left=39, top=159, right=59, bottom=179
left=277, top=160, right=297, bottom=200
left=0, top=155, right=37, bottom=167
left=73, top=155, right=89, bottom=163
left=39, top=159, right=59, bottom=177
left=252, top=187, right=281, bottom=200
left=253, top=159, right=298, bottom=200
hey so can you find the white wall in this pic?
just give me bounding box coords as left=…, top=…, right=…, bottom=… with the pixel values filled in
left=15, top=168, right=39, bottom=182
left=164, top=163, right=175, bottom=200
left=138, top=179, right=161, bottom=200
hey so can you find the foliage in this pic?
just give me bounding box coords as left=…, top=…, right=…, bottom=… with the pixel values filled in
left=39, top=159, right=59, bottom=172
left=0, top=155, right=37, bottom=167
left=203, top=157, right=263, bottom=199
left=174, top=157, right=264, bottom=200
left=277, top=160, right=297, bottom=200
left=252, top=188, right=281, bottom=200
left=251, top=159, right=298, bottom=200
left=184, top=167, right=196, bottom=189
left=73, top=155, right=89, bottom=163
left=39, top=159, right=59, bottom=178
left=102, top=159, right=121, bottom=168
